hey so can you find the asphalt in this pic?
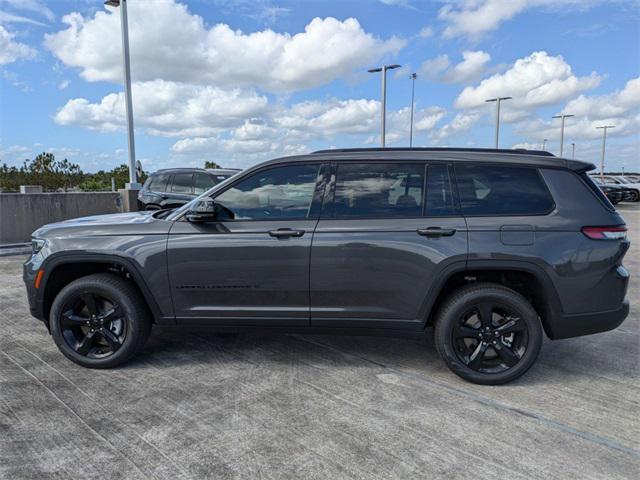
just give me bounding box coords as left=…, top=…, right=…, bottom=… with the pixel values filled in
left=1, top=204, right=638, bottom=480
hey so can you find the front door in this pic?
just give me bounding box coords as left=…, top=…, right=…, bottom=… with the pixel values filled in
left=168, top=163, right=325, bottom=326
left=310, top=162, right=468, bottom=329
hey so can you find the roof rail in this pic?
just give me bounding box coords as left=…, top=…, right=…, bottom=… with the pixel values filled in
left=311, top=147, right=555, bottom=157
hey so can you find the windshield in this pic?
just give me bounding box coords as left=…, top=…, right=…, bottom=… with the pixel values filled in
left=616, top=177, right=630, bottom=184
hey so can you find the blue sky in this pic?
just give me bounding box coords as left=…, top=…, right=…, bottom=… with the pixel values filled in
left=1, top=0, right=639, bottom=173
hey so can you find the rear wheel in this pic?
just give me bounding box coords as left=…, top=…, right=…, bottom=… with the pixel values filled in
left=50, top=273, right=152, bottom=368
left=434, top=283, right=542, bottom=385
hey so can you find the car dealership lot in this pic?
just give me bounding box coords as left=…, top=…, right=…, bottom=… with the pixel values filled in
left=1, top=204, right=638, bottom=480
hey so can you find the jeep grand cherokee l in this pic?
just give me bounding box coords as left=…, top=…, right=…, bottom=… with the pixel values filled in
left=24, top=148, right=630, bottom=385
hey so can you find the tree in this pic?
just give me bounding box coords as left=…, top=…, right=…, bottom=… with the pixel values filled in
left=204, top=161, right=221, bottom=169
left=79, top=164, right=148, bottom=191
left=0, top=153, right=84, bottom=192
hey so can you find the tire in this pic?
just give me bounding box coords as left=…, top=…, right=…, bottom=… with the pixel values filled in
left=50, top=273, right=152, bottom=368
left=629, top=190, right=639, bottom=202
left=434, top=282, right=543, bottom=385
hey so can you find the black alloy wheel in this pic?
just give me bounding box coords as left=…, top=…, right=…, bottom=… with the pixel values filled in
left=60, top=292, right=126, bottom=359
left=50, top=273, right=152, bottom=368
left=452, top=302, right=527, bottom=374
left=434, top=283, right=543, bottom=385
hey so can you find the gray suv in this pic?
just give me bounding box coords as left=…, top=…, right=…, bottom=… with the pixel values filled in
left=23, top=148, right=630, bottom=384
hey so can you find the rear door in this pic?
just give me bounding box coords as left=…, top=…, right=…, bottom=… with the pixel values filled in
left=310, top=161, right=468, bottom=329
left=166, top=172, right=196, bottom=208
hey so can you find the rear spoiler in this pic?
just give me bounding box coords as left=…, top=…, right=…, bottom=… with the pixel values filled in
left=566, top=159, right=596, bottom=173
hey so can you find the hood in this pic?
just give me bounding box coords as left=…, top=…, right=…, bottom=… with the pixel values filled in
left=33, top=211, right=172, bottom=239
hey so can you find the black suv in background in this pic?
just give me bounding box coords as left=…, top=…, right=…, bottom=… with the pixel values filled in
left=138, top=167, right=241, bottom=210
left=24, top=148, right=630, bottom=385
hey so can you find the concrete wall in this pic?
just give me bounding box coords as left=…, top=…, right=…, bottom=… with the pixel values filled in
left=0, top=192, right=122, bottom=244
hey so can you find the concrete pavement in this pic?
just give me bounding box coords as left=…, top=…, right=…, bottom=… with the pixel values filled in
left=1, top=204, right=638, bottom=479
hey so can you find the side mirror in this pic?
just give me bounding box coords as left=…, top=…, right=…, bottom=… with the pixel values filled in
left=185, top=198, right=217, bottom=223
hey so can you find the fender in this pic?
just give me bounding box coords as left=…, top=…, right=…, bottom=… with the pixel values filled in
left=37, top=252, right=174, bottom=325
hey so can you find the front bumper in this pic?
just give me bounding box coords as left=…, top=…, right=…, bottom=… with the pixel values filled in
left=548, top=299, right=630, bottom=340
left=23, top=256, right=47, bottom=323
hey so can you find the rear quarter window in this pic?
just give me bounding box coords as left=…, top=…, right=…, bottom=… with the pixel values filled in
left=455, top=164, right=554, bottom=216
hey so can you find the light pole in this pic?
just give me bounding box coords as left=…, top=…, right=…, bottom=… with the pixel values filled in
left=368, top=64, right=401, bottom=147
left=409, top=72, right=417, bottom=147
left=105, top=0, right=139, bottom=188
left=551, top=114, right=574, bottom=157
left=596, top=125, right=615, bottom=180
left=485, top=96, right=512, bottom=148
left=571, top=142, right=575, bottom=159
left=542, top=138, right=548, bottom=150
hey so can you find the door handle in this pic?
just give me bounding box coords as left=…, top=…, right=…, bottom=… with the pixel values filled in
left=268, top=228, right=305, bottom=238
left=417, top=227, right=456, bottom=237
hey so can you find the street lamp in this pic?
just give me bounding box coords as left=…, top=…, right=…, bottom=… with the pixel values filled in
left=596, top=125, right=615, bottom=180
left=409, top=73, right=417, bottom=148
left=551, top=114, right=574, bottom=157
left=105, top=0, right=139, bottom=189
left=542, top=138, right=548, bottom=150
left=485, top=96, right=512, bottom=148
left=368, top=64, right=401, bottom=147
left=571, top=142, right=575, bottom=159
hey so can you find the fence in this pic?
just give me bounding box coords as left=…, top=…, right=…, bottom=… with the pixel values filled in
left=0, top=192, right=123, bottom=244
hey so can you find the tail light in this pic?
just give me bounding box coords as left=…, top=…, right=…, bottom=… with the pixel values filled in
left=581, top=226, right=627, bottom=240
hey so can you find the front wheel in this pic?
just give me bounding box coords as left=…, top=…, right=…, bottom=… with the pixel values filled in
left=50, top=273, right=152, bottom=368
left=434, top=283, right=543, bottom=385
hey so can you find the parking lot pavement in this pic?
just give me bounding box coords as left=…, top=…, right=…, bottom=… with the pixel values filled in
left=1, top=205, right=638, bottom=480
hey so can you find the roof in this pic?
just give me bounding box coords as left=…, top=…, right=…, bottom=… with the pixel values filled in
left=154, top=167, right=241, bottom=174
left=258, top=147, right=595, bottom=173
left=312, top=147, right=555, bottom=157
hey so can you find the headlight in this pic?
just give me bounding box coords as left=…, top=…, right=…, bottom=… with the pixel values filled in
left=31, top=238, right=46, bottom=254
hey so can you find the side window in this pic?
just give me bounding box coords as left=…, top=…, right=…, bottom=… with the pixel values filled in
left=147, top=173, right=170, bottom=192
left=213, top=164, right=319, bottom=220
left=333, top=163, right=424, bottom=218
left=426, top=164, right=456, bottom=216
left=194, top=173, right=215, bottom=194
left=455, top=164, right=554, bottom=215
left=171, top=173, right=194, bottom=194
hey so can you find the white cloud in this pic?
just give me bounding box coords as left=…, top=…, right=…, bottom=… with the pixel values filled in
left=58, top=80, right=70, bottom=90
left=418, top=26, right=434, bottom=38
left=0, top=25, right=36, bottom=65
left=438, top=0, right=608, bottom=40
left=455, top=51, right=601, bottom=110
left=3, top=0, right=54, bottom=22
left=563, top=77, right=640, bottom=120
left=430, top=111, right=481, bottom=142
left=514, top=77, right=640, bottom=143
left=54, top=80, right=268, bottom=137
left=420, top=50, right=490, bottom=83
left=419, top=55, right=450, bottom=79
left=0, top=11, right=45, bottom=26
left=45, top=0, right=404, bottom=93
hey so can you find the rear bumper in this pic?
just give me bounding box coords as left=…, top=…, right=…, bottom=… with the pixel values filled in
left=548, top=299, right=629, bottom=340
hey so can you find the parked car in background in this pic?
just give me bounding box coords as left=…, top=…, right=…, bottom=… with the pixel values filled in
left=138, top=168, right=241, bottom=210
left=24, top=148, right=630, bottom=385
left=597, top=175, right=640, bottom=202
left=592, top=178, right=625, bottom=204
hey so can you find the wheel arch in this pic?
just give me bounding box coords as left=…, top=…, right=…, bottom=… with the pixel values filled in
left=39, top=253, right=166, bottom=327
left=426, top=260, right=563, bottom=339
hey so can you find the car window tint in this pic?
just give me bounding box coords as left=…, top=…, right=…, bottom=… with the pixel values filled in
left=333, top=163, right=424, bottom=218
left=214, top=164, right=319, bottom=220
left=194, top=173, right=215, bottom=194
left=455, top=164, right=553, bottom=215
left=148, top=173, right=170, bottom=192
left=171, top=173, right=194, bottom=194
left=426, top=164, right=456, bottom=216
